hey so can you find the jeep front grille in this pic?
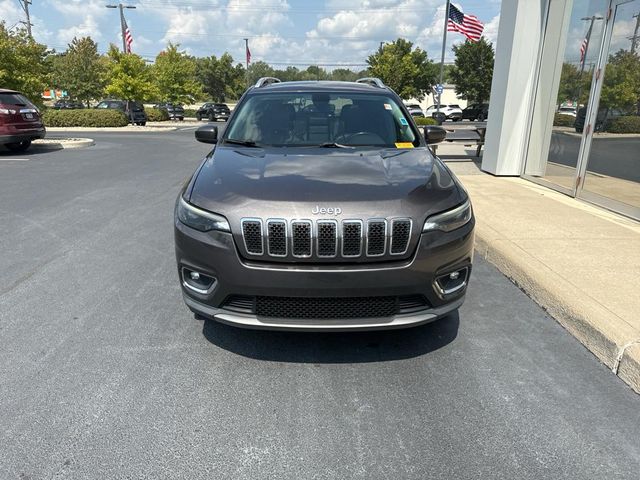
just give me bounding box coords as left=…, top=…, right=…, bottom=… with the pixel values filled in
left=239, top=217, right=412, bottom=260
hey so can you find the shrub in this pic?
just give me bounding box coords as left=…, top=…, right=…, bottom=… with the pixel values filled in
left=146, top=108, right=170, bottom=122
left=413, top=117, right=438, bottom=126
left=183, top=108, right=198, bottom=118
left=42, top=109, right=128, bottom=127
left=605, top=115, right=640, bottom=134
left=553, top=113, right=575, bottom=127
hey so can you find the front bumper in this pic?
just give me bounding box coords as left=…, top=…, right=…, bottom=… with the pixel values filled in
left=175, top=219, right=474, bottom=331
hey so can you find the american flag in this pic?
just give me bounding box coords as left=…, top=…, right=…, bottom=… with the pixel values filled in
left=246, top=43, right=251, bottom=64
left=124, top=18, right=133, bottom=53
left=579, top=37, right=588, bottom=64
left=447, top=3, right=484, bottom=42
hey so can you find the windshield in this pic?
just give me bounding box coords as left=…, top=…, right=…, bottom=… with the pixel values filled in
left=224, top=92, right=419, bottom=147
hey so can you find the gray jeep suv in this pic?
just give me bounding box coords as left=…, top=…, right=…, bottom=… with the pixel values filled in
left=175, top=77, right=474, bottom=331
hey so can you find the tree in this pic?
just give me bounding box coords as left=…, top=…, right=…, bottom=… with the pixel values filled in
left=51, top=37, right=105, bottom=107
left=0, top=23, right=50, bottom=106
left=196, top=53, right=245, bottom=102
left=153, top=43, right=201, bottom=103
left=104, top=45, right=158, bottom=101
left=449, top=37, right=495, bottom=104
left=246, top=61, right=276, bottom=85
left=599, top=50, right=640, bottom=114
left=366, top=38, right=437, bottom=100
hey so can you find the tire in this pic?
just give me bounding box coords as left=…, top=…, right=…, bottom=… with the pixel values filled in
left=196, top=114, right=202, bottom=121
left=208, top=112, right=215, bottom=121
left=140, top=122, right=146, bottom=126
left=5, top=140, right=31, bottom=152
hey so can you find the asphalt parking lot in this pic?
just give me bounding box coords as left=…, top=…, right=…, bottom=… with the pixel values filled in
left=1, top=128, right=639, bottom=479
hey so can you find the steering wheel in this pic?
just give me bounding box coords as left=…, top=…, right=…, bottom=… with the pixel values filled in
left=336, top=131, right=386, bottom=145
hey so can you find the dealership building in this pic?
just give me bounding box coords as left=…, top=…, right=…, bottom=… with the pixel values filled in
left=483, top=0, right=639, bottom=220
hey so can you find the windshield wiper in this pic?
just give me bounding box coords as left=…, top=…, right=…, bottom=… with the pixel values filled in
left=316, top=142, right=354, bottom=149
left=224, top=139, right=261, bottom=148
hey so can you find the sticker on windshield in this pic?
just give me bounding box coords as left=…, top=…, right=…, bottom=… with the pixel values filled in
left=384, top=103, right=392, bottom=110
left=399, top=117, right=409, bottom=126
left=395, top=142, right=414, bottom=149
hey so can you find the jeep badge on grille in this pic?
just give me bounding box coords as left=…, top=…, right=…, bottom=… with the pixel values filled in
left=311, top=206, right=342, bottom=215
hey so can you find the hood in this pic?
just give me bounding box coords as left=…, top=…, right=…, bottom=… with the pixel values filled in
left=189, top=145, right=463, bottom=223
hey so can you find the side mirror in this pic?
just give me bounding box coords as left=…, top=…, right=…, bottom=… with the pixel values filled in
left=195, top=125, right=218, bottom=144
left=423, top=125, right=447, bottom=144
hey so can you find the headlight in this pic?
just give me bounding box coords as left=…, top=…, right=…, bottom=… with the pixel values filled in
left=176, top=196, right=230, bottom=232
left=423, top=199, right=472, bottom=232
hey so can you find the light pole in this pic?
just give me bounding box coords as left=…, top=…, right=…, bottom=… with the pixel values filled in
left=106, top=3, right=136, bottom=52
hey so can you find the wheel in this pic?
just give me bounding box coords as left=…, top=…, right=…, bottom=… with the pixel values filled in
left=477, top=114, right=485, bottom=122
left=208, top=112, right=215, bottom=121
left=5, top=140, right=31, bottom=152
left=140, top=122, right=146, bottom=126
left=196, top=114, right=202, bottom=121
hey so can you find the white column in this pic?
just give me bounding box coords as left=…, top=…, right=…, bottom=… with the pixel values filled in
left=482, top=0, right=548, bottom=175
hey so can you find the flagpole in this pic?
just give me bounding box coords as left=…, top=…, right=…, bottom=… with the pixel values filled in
left=244, top=38, right=250, bottom=88
left=576, top=15, right=600, bottom=106
left=437, top=0, right=451, bottom=115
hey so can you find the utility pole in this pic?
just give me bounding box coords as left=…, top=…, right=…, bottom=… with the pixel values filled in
left=19, top=0, right=33, bottom=38
left=106, top=3, right=136, bottom=52
left=630, top=12, right=640, bottom=54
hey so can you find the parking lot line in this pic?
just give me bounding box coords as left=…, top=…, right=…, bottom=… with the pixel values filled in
left=0, top=158, right=30, bottom=161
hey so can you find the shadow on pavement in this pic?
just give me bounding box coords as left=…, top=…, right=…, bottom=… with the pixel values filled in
left=201, top=312, right=459, bottom=363
left=0, top=146, right=58, bottom=156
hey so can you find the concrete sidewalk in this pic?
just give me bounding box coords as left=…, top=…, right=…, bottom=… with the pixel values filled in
left=447, top=160, right=640, bottom=393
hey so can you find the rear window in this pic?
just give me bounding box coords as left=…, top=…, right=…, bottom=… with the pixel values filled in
left=449, top=104, right=461, bottom=108
left=0, top=93, right=33, bottom=107
left=225, top=91, right=419, bottom=147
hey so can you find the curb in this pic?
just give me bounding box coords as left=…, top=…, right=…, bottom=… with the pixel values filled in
left=32, top=138, right=95, bottom=150
left=474, top=232, right=640, bottom=394
left=45, top=127, right=177, bottom=132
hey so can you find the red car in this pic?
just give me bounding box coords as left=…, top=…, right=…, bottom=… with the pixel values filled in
left=0, top=88, right=46, bottom=152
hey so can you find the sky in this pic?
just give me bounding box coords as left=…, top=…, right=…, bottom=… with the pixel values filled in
left=1, top=0, right=502, bottom=68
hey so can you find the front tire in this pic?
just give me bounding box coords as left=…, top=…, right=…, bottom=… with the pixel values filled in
left=5, top=140, right=31, bottom=152
left=196, top=114, right=202, bottom=121
left=208, top=112, right=215, bottom=121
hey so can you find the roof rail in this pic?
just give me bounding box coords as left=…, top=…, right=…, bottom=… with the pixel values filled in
left=254, top=77, right=282, bottom=88
left=355, top=77, right=386, bottom=88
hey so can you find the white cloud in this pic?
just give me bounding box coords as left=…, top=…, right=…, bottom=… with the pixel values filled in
left=56, top=14, right=102, bottom=45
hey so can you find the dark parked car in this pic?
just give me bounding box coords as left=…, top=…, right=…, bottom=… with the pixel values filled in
left=175, top=77, right=475, bottom=331
left=574, top=106, right=623, bottom=133
left=0, top=89, right=45, bottom=152
left=196, top=102, right=230, bottom=121
left=95, top=99, right=147, bottom=125
left=462, top=103, right=489, bottom=121
left=154, top=102, right=185, bottom=121
left=53, top=99, right=85, bottom=110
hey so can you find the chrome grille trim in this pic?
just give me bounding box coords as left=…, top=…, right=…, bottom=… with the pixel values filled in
left=241, top=218, right=264, bottom=255
left=239, top=217, right=412, bottom=259
left=291, top=220, right=313, bottom=258
left=365, top=219, right=387, bottom=257
left=266, top=219, right=287, bottom=257
left=390, top=218, right=412, bottom=255
left=316, top=219, right=338, bottom=257
left=341, top=220, right=364, bottom=257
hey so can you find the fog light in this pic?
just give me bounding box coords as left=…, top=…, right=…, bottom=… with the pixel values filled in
left=182, top=267, right=216, bottom=294
left=435, top=267, right=469, bottom=296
